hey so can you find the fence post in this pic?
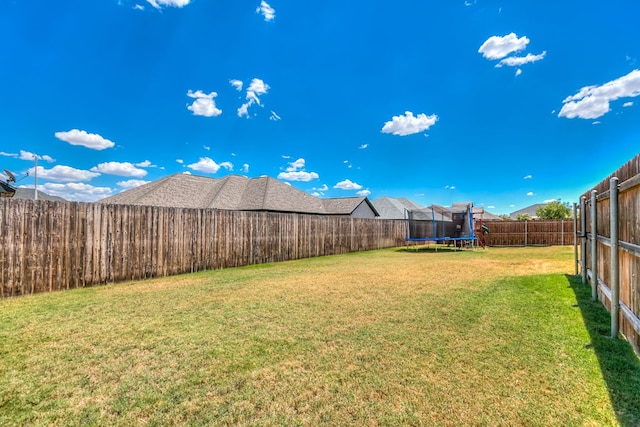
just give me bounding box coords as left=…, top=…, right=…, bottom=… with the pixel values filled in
left=524, top=220, right=528, bottom=247
left=580, top=196, right=587, bottom=284
left=573, top=203, right=578, bottom=275
left=561, top=219, right=564, bottom=246
left=610, top=177, right=619, bottom=339
left=590, top=190, right=598, bottom=301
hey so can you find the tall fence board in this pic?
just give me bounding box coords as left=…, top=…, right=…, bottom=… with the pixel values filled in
left=0, top=200, right=406, bottom=298
left=581, top=153, right=640, bottom=356
left=483, top=220, right=574, bottom=247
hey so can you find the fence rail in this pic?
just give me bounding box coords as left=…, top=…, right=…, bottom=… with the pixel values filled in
left=579, top=153, right=640, bottom=356
left=0, top=200, right=405, bottom=298
left=483, top=220, right=575, bottom=247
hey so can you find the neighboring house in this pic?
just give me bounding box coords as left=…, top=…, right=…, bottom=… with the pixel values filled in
left=0, top=181, right=15, bottom=198
left=472, top=207, right=504, bottom=221
left=10, top=188, right=67, bottom=201
left=98, top=173, right=379, bottom=218
left=371, top=197, right=424, bottom=219
left=510, top=203, right=546, bottom=220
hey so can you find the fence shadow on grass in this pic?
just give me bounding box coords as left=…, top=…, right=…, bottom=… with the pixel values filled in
left=566, top=274, right=640, bottom=426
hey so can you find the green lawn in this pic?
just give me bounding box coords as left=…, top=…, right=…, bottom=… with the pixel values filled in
left=1, top=246, right=639, bottom=426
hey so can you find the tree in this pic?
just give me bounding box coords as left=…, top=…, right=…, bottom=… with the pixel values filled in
left=498, top=214, right=511, bottom=221
left=515, top=213, right=532, bottom=221
left=536, top=201, right=572, bottom=220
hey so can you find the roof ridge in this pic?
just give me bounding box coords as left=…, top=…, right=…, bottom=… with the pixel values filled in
left=261, top=176, right=270, bottom=210
left=206, top=175, right=232, bottom=205
left=131, top=173, right=175, bottom=198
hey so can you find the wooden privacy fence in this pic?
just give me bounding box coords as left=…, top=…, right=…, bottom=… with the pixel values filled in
left=483, top=220, right=575, bottom=247
left=0, top=200, right=406, bottom=298
left=579, top=153, right=640, bottom=356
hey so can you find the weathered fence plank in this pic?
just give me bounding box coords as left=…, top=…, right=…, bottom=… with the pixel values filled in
left=582, top=152, right=640, bottom=356
left=0, top=200, right=406, bottom=298
left=483, top=220, right=575, bottom=247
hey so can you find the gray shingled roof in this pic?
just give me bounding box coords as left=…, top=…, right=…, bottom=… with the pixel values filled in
left=321, top=197, right=379, bottom=216
left=510, top=203, right=546, bottom=219
left=10, top=188, right=67, bottom=201
left=472, top=208, right=504, bottom=221
left=371, top=197, right=423, bottom=219
left=98, top=173, right=376, bottom=216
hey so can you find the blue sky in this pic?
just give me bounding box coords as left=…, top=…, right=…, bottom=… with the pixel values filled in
left=0, top=0, right=639, bottom=214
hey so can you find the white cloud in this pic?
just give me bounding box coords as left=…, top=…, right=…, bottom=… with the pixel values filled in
left=359, top=144, right=368, bottom=149
left=269, top=110, right=281, bottom=121
left=176, top=159, right=184, bottom=164
left=544, top=198, right=559, bottom=203
left=238, top=78, right=270, bottom=117
left=39, top=182, right=113, bottom=202
left=278, top=171, right=319, bottom=182
left=527, top=192, right=534, bottom=196
left=478, top=33, right=529, bottom=60
left=19, top=150, right=38, bottom=161
left=285, top=158, right=306, bottom=172
left=134, top=4, right=144, bottom=11
left=381, top=111, right=438, bottom=136
left=18, top=150, right=55, bottom=163
left=241, top=164, right=249, bottom=173
left=357, top=189, right=371, bottom=197
left=135, top=160, right=153, bottom=167
left=237, top=103, right=250, bottom=118
left=229, top=79, right=243, bottom=91
left=30, top=165, right=99, bottom=182
left=488, top=205, right=495, bottom=209
left=497, top=51, right=546, bottom=67
left=334, top=179, right=362, bottom=190
left=55, top=129, right=115, bottom=150
left=256, top=1, right=275, bottom=21
left=146, top=0, right=191, bottom=9
left=559, top=69, right=640, bottom=119
left=187, top=157, right=223, bottom=174
left=313, top=184, right=329, bottom=192
left=91, top=162, right=147, bottom=177
left=0, top=151, right=16, bottom=158
left=117, top=179, right=149, bottom=189
left=515, top=68, right=523, bottom=76
left=592, top=121, right=601, bottom=125
left=623, top=101, right=634, bottom=107
left=187, top=90, right=222, bottom=117
left=445, top=185, right=456, bottom=190
left=248, top=78, right=270, bottom=99
left=219, top=161, right=234, bottom=170
left=277, top=158, right=318, bottom=181
left=524, top=175, right=532, bottom=179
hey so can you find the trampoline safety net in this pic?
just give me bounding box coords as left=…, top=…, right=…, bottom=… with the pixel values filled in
left=404, top=203, right=476, bottom=242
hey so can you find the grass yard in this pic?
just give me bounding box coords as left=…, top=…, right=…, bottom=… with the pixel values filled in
left=1, top=246, right=639, bottom=426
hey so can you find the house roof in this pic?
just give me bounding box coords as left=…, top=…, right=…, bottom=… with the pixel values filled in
left=510, top=203, right=546, bottom=219
left=10, top=188, right=67, bottom=201
left=371, top=197, right=423, bottom=219
left=321, top=197, right=378, bottom=216
left=451, top=201, right=473, bottom=213
left=98, top=173, right=376, bottom=216
left=472, top=207, right=504, bottom=221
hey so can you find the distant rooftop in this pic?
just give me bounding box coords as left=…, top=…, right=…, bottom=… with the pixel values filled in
left=99, top=173, right=378, bottom=217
